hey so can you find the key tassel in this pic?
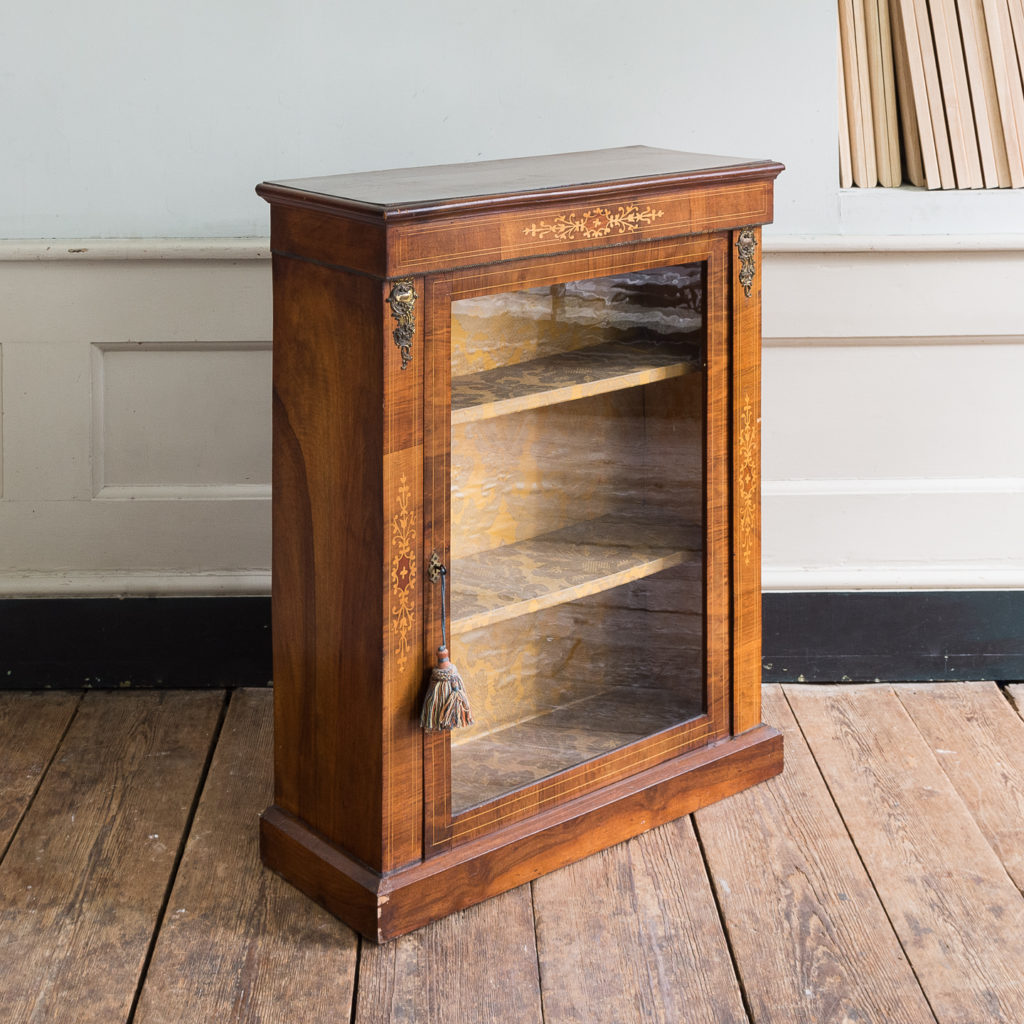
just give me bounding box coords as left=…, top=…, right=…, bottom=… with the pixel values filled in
left=421, top=646, right=473, bottom=731
left=420, top=562, right=473, bottom=731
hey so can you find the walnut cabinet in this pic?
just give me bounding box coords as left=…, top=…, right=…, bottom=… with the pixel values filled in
left=256, top=147, right=784, bottom=942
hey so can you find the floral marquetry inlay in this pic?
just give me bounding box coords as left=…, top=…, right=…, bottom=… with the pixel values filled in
left=523, top=204, right=664, bottom=241
left=737, top=394, right=758, bottom=568
left=390, top=474, right=417, bottom=671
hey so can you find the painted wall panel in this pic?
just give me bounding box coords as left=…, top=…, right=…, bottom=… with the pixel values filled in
left=0, top=500, right=270, bottom=594
left=0, top=256, right=273, bottom=594
left=762, top=340, right=1024, bottom=483
left=761, top=246, right=1024, bottom=590
left=96, top=343, right=271, bottom=494
left=1, top=339, right=95, bottom=501
left=0, top=245, right=1021, bottom=594
left=763, top=250, right=1024, bottom=339
left=0, top=261, right=272, bottom=345
left=763, top=490, right=1024, bottom=589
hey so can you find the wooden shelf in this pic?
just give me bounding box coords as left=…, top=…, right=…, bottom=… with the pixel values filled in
left=451, top=682, right=703, bottom=811
left=451, top=334, right=700, bottom=425
left=451, top=512, right=700, bottom=635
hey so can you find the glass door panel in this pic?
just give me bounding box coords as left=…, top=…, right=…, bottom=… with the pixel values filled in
left=447, top=264, right=706, bottom=814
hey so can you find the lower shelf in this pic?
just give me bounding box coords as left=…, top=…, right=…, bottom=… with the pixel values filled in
left=260, top=723, right=784, bottom=942
left=450, top=682, right=703, bottom=811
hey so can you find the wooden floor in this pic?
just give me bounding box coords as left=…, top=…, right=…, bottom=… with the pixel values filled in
left=2, top=682, right=1024, bottom=1023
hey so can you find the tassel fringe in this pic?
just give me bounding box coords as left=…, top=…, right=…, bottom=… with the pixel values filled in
left=421, top=646, right=473, bottom=731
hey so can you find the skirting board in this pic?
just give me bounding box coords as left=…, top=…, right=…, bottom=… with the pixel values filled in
left=763, top=591, right=1024, bottom=682
left=0, top=598, right=271, bottom=690
left=0, top=592, right=1019, bottom=690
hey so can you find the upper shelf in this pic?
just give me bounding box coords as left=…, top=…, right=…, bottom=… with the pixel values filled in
left=451, top=334, right=701, bottom=425
left=450, top=511, right=700, bottom=635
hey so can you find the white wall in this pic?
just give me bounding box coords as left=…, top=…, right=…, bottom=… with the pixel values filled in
left=2, top=1, right=1022, bottom=595
left=3, top=0, right=836, bottom=238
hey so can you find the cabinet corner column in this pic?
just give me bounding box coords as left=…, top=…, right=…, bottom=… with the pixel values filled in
left=730, top=226, right=763, bottom=735
left=381, top=274, right=426, bottom=871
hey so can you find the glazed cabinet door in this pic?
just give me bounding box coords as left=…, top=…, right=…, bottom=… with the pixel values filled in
left=423, top=234, right=732, bottom=851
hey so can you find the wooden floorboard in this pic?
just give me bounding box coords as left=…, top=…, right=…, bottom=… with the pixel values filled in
left=532, top=816, right=748, bottom=1024
left=1008, top=684, right=1024, bottom=723
left=0, top=692, right=79, bottom=856
left=896, top=682, right=1024, bottom=894
left=1005, top=684, right=1024, bottom=730
left=6, top=683, right=1024, bottom=1023
left=694, top=685, right=936, bottom=1024
left=134, top=689, right=359, bottom=1024
left=786, top=684, right=1024, bottom=1024
left=354, top=885, right=542, bottom=1024
left=0, top=691, right=222, bottom=1024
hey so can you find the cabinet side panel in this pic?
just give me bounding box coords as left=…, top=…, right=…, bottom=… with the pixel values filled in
left=731, top=227, right=763, bottom=735
left=271, top=255, right=385, bottom=869
left=270, top=204, right=386, bottom=277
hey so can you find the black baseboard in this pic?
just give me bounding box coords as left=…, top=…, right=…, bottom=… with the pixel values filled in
left=0, top=597, right=272, bottom=690
left=763, top=590, right=1024, bottom=683
left=1, top=591, right=1020, bottom=690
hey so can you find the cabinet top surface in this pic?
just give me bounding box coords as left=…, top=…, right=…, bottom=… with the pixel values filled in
left=260, top=146, right=782, bottom=212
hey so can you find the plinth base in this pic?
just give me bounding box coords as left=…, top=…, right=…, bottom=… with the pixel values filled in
left=261, top=724, right=783, bottom=942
